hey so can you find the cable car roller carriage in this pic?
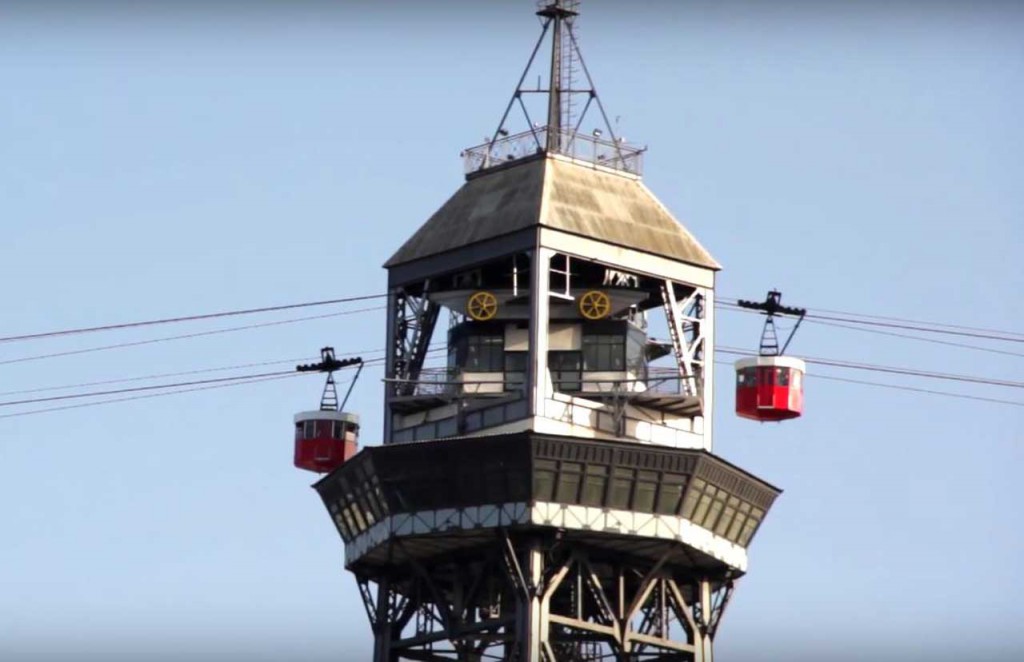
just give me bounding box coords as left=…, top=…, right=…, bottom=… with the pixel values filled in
left=293, top=348, right=363, bottom=473
left=734, top=290, right=807, bottom=422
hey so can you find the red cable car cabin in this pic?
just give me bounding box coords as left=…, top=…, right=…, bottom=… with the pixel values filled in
left=734, top=356, right=806, bottom=422
left=293, top=410, right=359, bottom=473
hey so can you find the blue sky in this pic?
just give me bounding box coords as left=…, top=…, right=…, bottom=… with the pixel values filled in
left=1, top=1, right=1022, bottom=660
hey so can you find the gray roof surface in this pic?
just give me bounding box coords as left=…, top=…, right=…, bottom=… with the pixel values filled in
left=384, top=156, right=720, bottom=270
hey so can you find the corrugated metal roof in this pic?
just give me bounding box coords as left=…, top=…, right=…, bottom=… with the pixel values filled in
left=385, top=155, right=720, bottom=270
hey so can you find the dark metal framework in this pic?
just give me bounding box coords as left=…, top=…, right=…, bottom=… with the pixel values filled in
left=389, top=285, right=440, bottom=398
left=316, top=434, right=780, bottom=660
left=464, top=0, right=644, bottom=176
left=356, top=533, right=734, bottom=661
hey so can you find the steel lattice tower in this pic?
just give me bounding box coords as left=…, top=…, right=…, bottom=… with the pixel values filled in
left=312, top=3, right=780, bottom=659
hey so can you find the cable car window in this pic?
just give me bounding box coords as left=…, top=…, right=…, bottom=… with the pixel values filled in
left=757, top=367, right=774, bottom=386
left=736, top=367, right=757, bottom=386
left=303, top=420, right=317, bottom=439
left=776, top=368, right=790, bottom=387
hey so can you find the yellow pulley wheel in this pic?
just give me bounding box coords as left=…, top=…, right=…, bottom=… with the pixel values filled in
left=466, top=291, right=499, bottom=321
left=579, top=290, right=612, bottom=320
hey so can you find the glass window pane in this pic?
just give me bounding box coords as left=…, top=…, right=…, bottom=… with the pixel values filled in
left=681, top=478, right=705, bottom=519
left=715, top=504, right=736, bottom=537
left=333, top=512, right=352, bottom=540
left=555, top=471, right=581, bottom=503
left=703, top=495, right=724, bottom=530
left=655, top=477, right=685, bottom=515
left=581, top=334, right=626, bottom=371
left=467, top=334, right=504, bottom=371
left=608, top=469, right=633, bottom=510
left=535, top=460, right=557, bottom=501
left=738, top=518, right=759, bottom=546
left=692, top=491, right=713, bottom=525
left=726, top=513, right=746, bottom=542
left=581, top=466, right=608, bottom=507
left=634, top=479, right=657, bottom=512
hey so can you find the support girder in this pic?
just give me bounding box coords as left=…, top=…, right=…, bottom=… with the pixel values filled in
left=359, top=531, right=732, bottom=661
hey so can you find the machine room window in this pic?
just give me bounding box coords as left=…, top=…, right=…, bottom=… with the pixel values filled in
left=466, top=334, right=504, bottom=371
left=582, top=334, right=626, bottom=371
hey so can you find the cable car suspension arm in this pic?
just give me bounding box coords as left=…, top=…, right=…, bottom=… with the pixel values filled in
left=296, top=347, right=363, bottom=411
left=737, top=290, right=806, bottom=356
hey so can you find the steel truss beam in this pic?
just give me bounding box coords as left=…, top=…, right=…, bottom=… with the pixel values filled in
left=355, top=531, right=734, bottom=661
left=389, top=283, right=440, bottom=399
left=660, top=283, right=707, bottom=401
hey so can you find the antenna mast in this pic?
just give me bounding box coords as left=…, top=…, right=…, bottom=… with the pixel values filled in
left=463, top=0, right=647, bottom=176
left=538, top=0, right=578, bottom=152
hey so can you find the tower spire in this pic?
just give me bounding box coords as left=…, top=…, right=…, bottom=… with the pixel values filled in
left=463, top=0, right=645, bottom=177
left=537, top=0, right=578, bottom=152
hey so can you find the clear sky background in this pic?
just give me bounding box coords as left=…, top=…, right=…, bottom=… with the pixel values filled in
left=1, top=1, right=1022, bottom=660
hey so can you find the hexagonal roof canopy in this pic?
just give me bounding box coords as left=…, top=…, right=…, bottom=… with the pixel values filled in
left=384, top=155, right=720, bottom=270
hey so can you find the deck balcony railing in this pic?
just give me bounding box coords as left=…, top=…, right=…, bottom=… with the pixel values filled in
left=462, top=126, right=645, bottom=177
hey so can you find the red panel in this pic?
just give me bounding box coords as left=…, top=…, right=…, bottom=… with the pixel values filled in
left=293, top=419, right=359, bottom=473
left=735, top=368, right=804, bottom=422
left=294, top=436, right=358, bottom=473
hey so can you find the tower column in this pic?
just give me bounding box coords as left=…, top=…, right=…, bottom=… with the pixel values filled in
left=696, top=579, right=714, bottom=662
left=516, top=541, right=548, bottom=662
left=528, top=247, right=553, bottom=418
left=372, top=575, right=394, bottom=662
left=701, top=287, right=716, bottom=451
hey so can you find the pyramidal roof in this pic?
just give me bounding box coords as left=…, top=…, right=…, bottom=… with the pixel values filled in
left=385, top=155, right=720, bottom=271
left=385, top=154, right=720, bottom=270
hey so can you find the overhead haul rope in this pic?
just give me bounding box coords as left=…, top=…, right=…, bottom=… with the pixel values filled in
left=2, top=291, right=1019, bottom=348
left=717, top=347, right=1024, bottom=389
left=0, top=306, right=386, bottom=366
left=0, top=294, right=386, bottom=344
left=0, top=370, right=303, bottom=408
left=3, top=351, right=1020, bottom=421
left=0, top=356, right=322, bottom=396
left=2, top=337, right=1017, bottom=410
left=717, top=299, right=1024, bottom=344
left=0, top=350, right=452, bottom=413
left=0, top=359, right=381, bottom=417
left=792, top=318, right=1024, bottom=358
left=0, top=373, right=308, bottom=420
left=712, top=360, right=1024, bottom=407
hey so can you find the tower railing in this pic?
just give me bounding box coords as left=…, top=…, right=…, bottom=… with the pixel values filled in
left=392, top=365, right=695, bottom=399
left=462, top=126, right=645, bottom=176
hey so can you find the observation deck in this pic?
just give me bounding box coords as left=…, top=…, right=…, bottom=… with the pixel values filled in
left=462, top=126, right=645, bottom=178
